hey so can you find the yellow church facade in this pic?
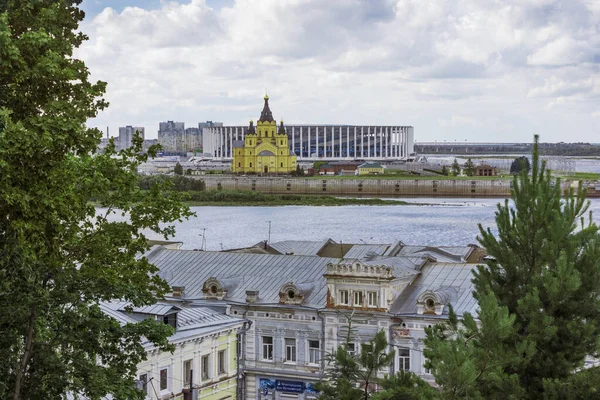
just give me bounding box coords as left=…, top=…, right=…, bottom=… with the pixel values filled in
left=232, top=96, right=297, bottom=174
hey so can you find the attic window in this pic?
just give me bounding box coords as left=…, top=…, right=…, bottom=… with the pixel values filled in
left=209, top=285, right=218, bottom=295
left=287, top=290, right=296, bottom=300
left=279, top=282, right=304, bottom=305
left=425, top=298, right=435, bottom=312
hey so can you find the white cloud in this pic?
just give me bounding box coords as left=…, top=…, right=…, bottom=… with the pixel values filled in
left=76, top=0, right=600, bottom=142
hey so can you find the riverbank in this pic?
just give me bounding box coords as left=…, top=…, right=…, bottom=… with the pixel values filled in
left=184, top=190, right=410, bottom=206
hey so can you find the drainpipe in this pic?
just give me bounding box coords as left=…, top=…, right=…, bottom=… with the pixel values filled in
left=237, top=304, right=252, bottom=400
left=388, top=318, right=404, bottom=376
left=317, top=309, right=326, bottom=380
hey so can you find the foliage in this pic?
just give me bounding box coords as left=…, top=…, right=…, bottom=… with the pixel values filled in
left=138, top=174, right=205, bottom=192
left=451, top=158, right=461, bottom=176
left=542, top=367, right=600, bottom=399
left=371, top=370, right=439, bottom=400
left=0, top=2, right=191, bottom=399
left=463, top=158, right=475, bottom=176
left=317, top=329, right=395, bottom=400
left=509, top=156, right=531, bottom=175
left=313, top=161, right=327, bottom=171
left=173, top=162, right=183, bottom=175
left=441, top=165, right=449, bottom=176
left=424, top=135, right=600, bottom=399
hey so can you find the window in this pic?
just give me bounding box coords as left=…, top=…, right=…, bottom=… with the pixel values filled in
left=398, top=348, right=410, bottom=371
left=423, top=357, right=431, bottom=374
left=353, top=291, right=363, bottom=306
left=183, top=359, right=192, bottom=386
left=346, top=342, right=356, bottom=356
left=201, top=355, right=209, bottom=380
left=285, top=338, right=297, bottom=363
left=139, top=374, right=148, bottom=394
left=218, top=349, right=226, bottom=374
left=368, top=291, right=378, bottom=307
left=308, top=340, right=320, bottom=364
left=163, top=314, right=176, bottom=329
left=280, top=162, right=283, bottom=168
left=238, top=162, right=241, bottom=168
left=339, top=290, right=349, bottom=305
left=249, top=162, right=253, bottom=167
left=160, top=367, right=168, bottom=390
left=262, top=336, right=274, bottom=361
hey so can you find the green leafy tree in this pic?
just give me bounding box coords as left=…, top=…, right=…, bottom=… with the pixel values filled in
left=463, top=158, right=475, bottom=176
left=0, top=2, right=191, bottom=399
left=509, top=156, right=531, bottom=175
left=425, top=135, right=600, bottom=399
left=441, top=165, right=449, bottom=176
left=451, top=158, right=461, bottom=176
left=174, top=162, right=183, bottom=175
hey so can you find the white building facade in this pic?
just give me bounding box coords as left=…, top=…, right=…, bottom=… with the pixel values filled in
left=203, top=125, right=414, bottom=161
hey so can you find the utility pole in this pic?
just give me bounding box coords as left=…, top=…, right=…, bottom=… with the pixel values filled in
left=267, top=221, right=271, bottom=245
left=199, top=228, right=206, bottom=251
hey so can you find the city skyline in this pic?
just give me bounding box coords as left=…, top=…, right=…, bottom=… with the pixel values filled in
left=78, top=0, right=600, bottom=143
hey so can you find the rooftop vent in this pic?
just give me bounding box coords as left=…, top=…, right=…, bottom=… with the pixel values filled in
left=246, top=289, right=259, bottom=303
left=172, top=286, right=185, bottom=298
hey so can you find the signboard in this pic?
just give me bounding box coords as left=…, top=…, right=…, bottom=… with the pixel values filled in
left=276, top=380, right=305, bottom=393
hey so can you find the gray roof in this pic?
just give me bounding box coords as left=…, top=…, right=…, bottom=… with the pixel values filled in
left=118, top=302, right=180, bottom=316
left=391, top=263, right=478, bottom=317
left=267, top=239, right=330, bottom=256
left=146, top=246, right=339, bottom=307
left=258, top=150, right=275, bottom=156
left=344, top=244, right=390, bottom=259
left=397, top=245, right=473, bottom=263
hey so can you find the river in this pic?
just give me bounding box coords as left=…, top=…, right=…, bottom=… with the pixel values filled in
left=119, top=198, right=600, bottom=251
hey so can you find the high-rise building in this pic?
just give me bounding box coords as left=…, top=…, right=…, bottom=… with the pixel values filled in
left=118, top=126, right=145, bottom=150
left=158, top=121, right=185, bottom=154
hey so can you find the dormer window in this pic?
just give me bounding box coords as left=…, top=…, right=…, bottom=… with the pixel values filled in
left=162, top=313, right=177, bottom=329
left=416, top=289, right=455, bottom=315
left=425, top=298, right=435, bottom=312
left=202, top=277, right=227, bottom=300
left=279, top=282, right=305, bottom=305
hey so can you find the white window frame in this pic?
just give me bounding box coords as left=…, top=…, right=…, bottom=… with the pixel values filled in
left=339, top=290, right=349, bottom=305
left=218, top=349, right=227, bottom=375
left=367, top=291, right=378, bottom=307
left=284, top=338, right=297, bottom=363
left=308, top=340, right=320, bottom=364
left=423, top=357, right=431, bottom=374
left=183, top=359, right=192, bottom=386
left=353, top=290, right=363, bottom=306
left=262, top=336, right=274, bottom=361
left=398, top=348, right=410, bottom=371
left=159, top=366, right=169, bottom=391
left=346, top=342, right=357, bottom=356
left=201, top=354, right=210, bottom=380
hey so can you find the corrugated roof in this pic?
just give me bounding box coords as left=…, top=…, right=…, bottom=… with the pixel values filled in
left=397, top=246, right=472, bottom=263
left=391, top=263, right=478, bottom=317
left=118, top=302, right=180, bottom=316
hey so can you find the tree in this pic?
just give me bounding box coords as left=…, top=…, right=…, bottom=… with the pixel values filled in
left=463, top=158, right=475, bottom=176
left=441, top=165, right=449, bottom=176
left=510, top=156, right=531, bottom=175
left=316, top=314, right=395, bottom=400
left=425, top=135, right=600, bottom=399
left=0, top=2, right=191, bottom=399
left=451, top=158, right=461, bottom=176
left=371, top=370, right=439, bottom=400
left=174, top=162, right=183, bottom=175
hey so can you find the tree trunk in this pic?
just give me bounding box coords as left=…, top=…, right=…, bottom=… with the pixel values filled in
left=13, top=304, right=36, bottom=400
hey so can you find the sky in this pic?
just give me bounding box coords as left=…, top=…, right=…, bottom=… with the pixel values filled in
left=77, top=0, right=600, bottom=143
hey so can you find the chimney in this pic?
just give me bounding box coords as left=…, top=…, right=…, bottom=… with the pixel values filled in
left=246, top=289, right=259, bottom=303
left=172, top=286, right=185, bottom=298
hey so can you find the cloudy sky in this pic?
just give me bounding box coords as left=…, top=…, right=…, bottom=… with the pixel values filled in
left=77, top=0, right=600, bottom=143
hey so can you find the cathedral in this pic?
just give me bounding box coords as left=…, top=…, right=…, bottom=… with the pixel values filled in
left=232, top=96, right=297, bottom=174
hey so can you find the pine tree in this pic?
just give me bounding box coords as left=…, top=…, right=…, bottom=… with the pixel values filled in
left=451, top=158, right=461, bottom=176
left=174, top=162, right=184, bottom=175
left=474, top=134, right=600, bottom=397
left=424, top=135, right=600, bottom=399
left=509, top=156, right=531, bottom=175
left=463, top=158, right=475, bottom=176
left=441, top=165, right=449, bottom=176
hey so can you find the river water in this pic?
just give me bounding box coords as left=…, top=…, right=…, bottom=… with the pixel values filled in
left=127, top=198, right=600, bottom=251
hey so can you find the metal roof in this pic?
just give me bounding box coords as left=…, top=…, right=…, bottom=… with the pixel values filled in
left=146, top=246, right=340, bottom=307
left=265, top=239, right=330, bottom=256
left=391, top=263, right=478, bottom=317
left=397, top=246, right=473, bottom=263
left=344, top=244, right=390, bottom=259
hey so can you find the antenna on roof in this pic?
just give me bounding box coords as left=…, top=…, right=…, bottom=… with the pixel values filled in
left=267, top=221, right=272, bottom=245
left=199, top=228, right=207, bottom=251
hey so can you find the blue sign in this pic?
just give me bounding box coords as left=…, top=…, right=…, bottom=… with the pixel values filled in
left=276, top=380, right=305, bottom=393
left=259, top=378, right=276, bottom=390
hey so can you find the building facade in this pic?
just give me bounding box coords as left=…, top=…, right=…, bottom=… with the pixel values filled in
left=204, top=124, right=414, bottom=161
left=146, top=239, right=485, bottom=399
left=101, top=302, right=245, bottom=400
left=232, top=96, right=297, bottom=174
left=118, top=125, right=145, bottom=150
